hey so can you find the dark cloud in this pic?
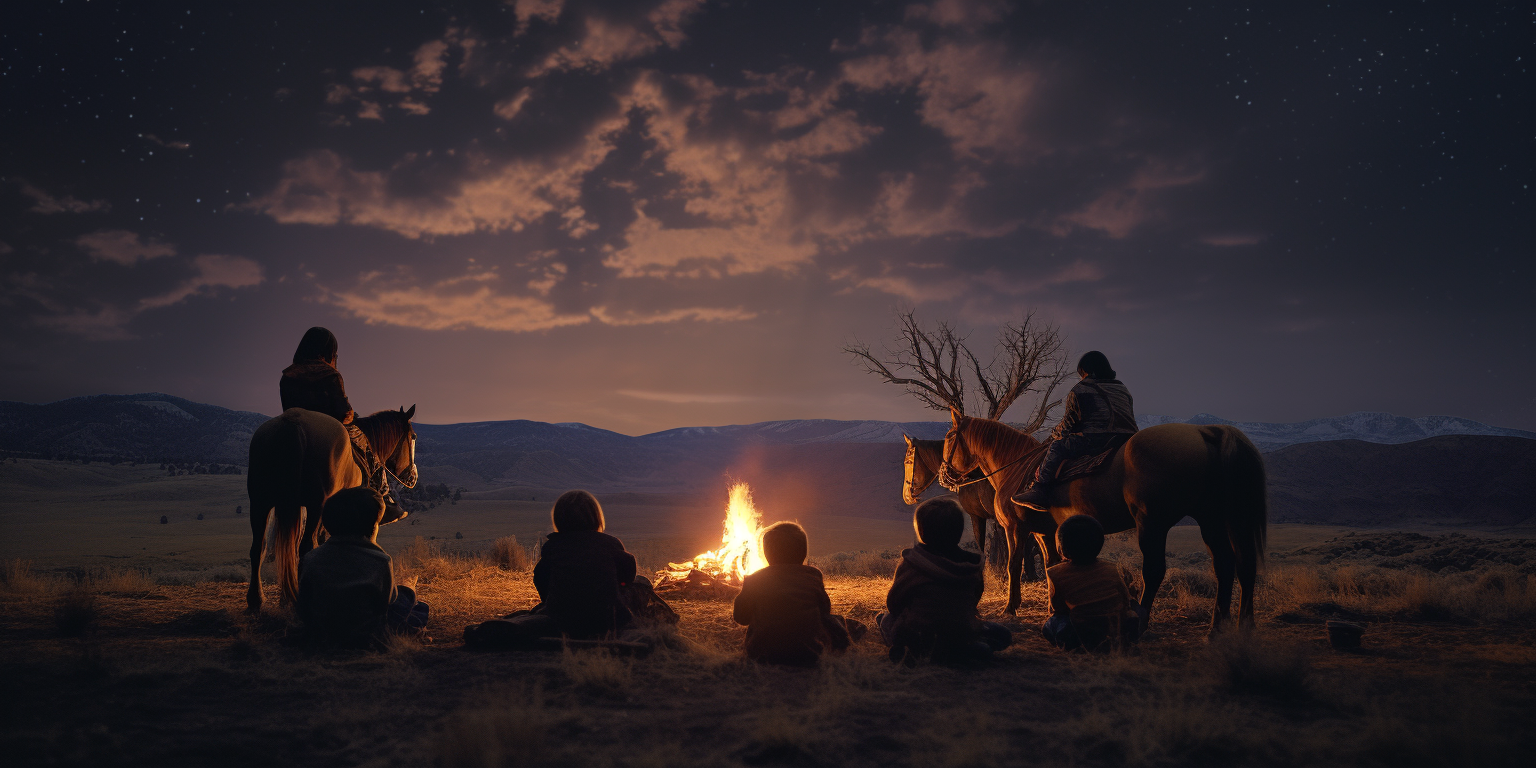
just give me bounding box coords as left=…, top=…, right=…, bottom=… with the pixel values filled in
left=1, top=1, right=1529, bottom=432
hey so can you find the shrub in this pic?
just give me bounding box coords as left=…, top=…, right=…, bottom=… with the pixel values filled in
left=160, top=515, right=169, bottom=524
left=489, top=536, right=531, bottom=572
left=54, top=588, right=97, bottom=638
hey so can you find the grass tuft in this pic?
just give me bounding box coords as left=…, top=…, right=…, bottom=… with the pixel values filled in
left=488, top=536, right=531, bottom=572
left=54, top=587, right=98, bottom=638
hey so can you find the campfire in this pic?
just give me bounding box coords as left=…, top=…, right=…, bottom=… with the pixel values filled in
left=652, top=482, right=767, bottom=600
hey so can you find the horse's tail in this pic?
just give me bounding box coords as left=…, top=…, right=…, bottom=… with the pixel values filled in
left=1209, top=425, right=1268, bottom=568
left=270, top=410, right=308, bottom=605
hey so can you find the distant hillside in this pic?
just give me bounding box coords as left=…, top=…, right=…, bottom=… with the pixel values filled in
left=1265, top=435, right=1536, bottom=528
left=0, top=393, right=268, bottom=466
left=3, top=394, right=1533, bottom=527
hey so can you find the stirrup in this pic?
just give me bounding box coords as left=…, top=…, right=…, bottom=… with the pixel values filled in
left=380, top=497, right=408, bottom=525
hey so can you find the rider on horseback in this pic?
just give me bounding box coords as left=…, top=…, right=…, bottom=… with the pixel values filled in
left=280, top=326, right=407, bottom=524
left=1012, top=351, right=1138, bottom=512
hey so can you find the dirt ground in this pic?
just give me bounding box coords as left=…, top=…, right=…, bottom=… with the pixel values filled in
left=4, top=553, right=1535, bottom=767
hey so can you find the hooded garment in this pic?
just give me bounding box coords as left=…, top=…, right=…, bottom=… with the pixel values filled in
left=280, top=360, right=355, bottom=425
left=532, top=530, right=637, bottom=639
left=298, top=534, right=395, bottom=648
left=1046, top=559, right=1137, bottom=623
left=882, top=544, right=985, bottom=646
left=733, top=563, right=836, bottom=665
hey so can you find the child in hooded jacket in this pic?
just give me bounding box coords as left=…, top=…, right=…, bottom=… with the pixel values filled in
left=733, top=522, right=864, bottom=666
left=878, top=497, right=1011, bottom=663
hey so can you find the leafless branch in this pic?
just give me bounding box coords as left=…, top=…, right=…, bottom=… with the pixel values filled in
left=961, top=312, right=1073, bottom=430
left=843, top=310, right=968, bottom=413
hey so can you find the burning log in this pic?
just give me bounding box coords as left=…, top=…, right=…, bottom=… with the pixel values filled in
left=652, top=482, right=767, bottom=601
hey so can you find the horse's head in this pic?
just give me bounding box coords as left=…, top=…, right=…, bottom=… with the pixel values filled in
left=939, top=407, right=977, bottom=490
left=382, top=405, right=418, bottom=488
left=902, top=434, right=938, bottom=505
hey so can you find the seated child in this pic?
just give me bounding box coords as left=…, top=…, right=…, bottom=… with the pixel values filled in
left=530, top=489, right=640, bottom=639
left=1041, top=515, right=1140, bottom=653
left=877, top=497, right=1012, bottom=664
left=298, top=487, right=428, bottom=648
left=733, top=522, right=865, bottom=666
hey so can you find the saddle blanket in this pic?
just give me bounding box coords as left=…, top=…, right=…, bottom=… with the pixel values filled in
left=1051, top=433, right=1132, bottom=483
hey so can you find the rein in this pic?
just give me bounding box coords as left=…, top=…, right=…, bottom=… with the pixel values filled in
left=939, top=423, right=1051, bottom=491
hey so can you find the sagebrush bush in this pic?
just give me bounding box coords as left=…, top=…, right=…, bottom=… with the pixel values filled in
left=489, top=536, right=531, bottom=572
left=94, top=568, right=157, bottom=594
left=54, top=588, right=97, bottom=638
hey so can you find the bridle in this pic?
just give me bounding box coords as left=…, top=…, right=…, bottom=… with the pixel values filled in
left=383, top=422, right=418, bottom=489
left=937, top=419, right=1051, bottom=492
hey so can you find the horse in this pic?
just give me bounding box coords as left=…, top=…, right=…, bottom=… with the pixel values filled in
left=939, top=409, right=1267, bottom=634
left=245, top=405, right=418, bottom=611
left=903, top=435, right=1048, bottom=580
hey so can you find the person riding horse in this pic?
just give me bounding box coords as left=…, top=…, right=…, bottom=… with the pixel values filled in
left=280, top=327, right=406, bottom=525
left=1012, top=351, right=1138, bottom=512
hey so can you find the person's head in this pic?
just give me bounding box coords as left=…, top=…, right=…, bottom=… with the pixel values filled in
left=324, top=486, right=385, bottom=539
left=1076, top=350, right=1115, bottom=380
left=293, top=326, right=339, bottom=366
left=761, top=522, right=809, bottom=566
left=551, top=489, right=605, bottom=533
left=1055, top=514, right=1105, bottom=562
left=913, top=497, right=965, bottom=550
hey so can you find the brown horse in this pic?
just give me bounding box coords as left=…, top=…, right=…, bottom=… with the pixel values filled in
left=940, top=410, right=1267, bottom=633
left=902, top=435, right=1048, bottom=580
left=245, top=406, right=417, bottom=610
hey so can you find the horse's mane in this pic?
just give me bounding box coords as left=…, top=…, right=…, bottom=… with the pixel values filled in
left=960, top=418, right=1050, bottom=478
left=353, top=410, right=410, bottom=452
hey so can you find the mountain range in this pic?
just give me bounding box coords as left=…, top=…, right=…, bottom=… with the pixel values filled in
left=2, top=393, right=1532, bottom=527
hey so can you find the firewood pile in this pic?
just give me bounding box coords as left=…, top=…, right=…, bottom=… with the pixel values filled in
left=652, top=568, right=742, bottom=600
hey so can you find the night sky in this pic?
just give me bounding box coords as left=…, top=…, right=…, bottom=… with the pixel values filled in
left=3, top=0, right=1530, bottom=434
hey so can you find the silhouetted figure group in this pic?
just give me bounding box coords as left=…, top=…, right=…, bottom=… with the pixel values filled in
left=283, top=327, right=1142, bottom=660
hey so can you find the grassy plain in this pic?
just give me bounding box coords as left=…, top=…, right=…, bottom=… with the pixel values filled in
left=2, top=458, right=1534, bottom=766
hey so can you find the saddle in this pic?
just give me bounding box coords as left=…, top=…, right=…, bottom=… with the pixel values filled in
left=1049, top=433, right=1132, bottom=483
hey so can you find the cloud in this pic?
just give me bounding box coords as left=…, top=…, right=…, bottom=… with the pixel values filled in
left=324, top=266, right=755, bottom=332
left=137, top=254, right=264, bottom=310
left=616, top=389, right=758, bottom=404
left=529, top=0, right=706, bottom=75
left=514, top=0, right=565, bottom=34
left=328, top=36, right=457, bottom=120
left=245, top=130, right=620, bottom=238
left=12, top=252, right=264, bottom=339
left=138, top=133, right=190, bottom=150
left=19, top=182, right=109, bottom=214
left=75, top=230, right=177, bottom=265
left=1055, top=162, right=1205, bottom=238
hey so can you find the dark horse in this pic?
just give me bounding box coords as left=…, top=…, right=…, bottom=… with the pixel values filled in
left=902, top=435, right=1048, bottom=580
left=245, top=406, right=417, bottom=610
left=940, top=410, right=1267, bottom=633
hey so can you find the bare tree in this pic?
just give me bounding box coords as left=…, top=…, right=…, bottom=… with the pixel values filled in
left=846, top=309, right=1071, bottom=428
left=843, top=310, right=968, bottom=413
left=964, top=312, right=1073, bottom=432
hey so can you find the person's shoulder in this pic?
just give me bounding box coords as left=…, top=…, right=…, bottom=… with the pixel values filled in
left=1046, top=560, right=1076, bottom=577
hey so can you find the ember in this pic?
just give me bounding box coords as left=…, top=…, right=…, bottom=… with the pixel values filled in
left=653, top=482, right=766, bottom=600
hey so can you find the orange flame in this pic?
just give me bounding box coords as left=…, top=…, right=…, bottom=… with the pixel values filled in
left=664, top=481, right=766, bottom=585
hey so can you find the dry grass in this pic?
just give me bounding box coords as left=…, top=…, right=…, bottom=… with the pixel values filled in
left=488, top=535, right=532, bottom=572
left=5, top=539, right=1536, bottom=767
left=812, top=549, right=901, bottom=578
left=1264, top=563, right=1536, bottom=623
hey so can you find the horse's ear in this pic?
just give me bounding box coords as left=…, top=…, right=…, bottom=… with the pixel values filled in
left=949, top=407, right=963, bottom=425
left=902, top=433, right=911, bottom=446
left=403, top=404, right=416, bottom=420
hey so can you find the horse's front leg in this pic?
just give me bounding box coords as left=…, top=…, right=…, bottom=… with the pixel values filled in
left=1003, top=518, right=1024, bottom=615
left=246, top=497, right=272, bottom=612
